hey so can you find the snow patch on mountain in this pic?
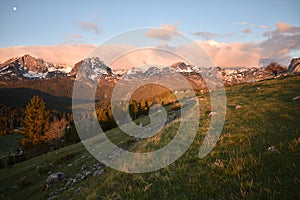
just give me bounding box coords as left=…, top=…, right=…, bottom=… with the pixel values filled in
left=75, top=57, right=112, bottom=81
left=48, top=66, right=72, bottom=73
left=23, top=70, right=48, bottom=79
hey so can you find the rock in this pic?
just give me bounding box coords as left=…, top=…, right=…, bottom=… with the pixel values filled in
left=48, top=191, right=59, bottom=197
left=81, top=164, right=87, bottom=171
left=11, top=185, right=19, bottom=190
left=287, top=57, right=300, bottom=73
left=213, top=159, right=224, bottom=168
left=17, top=176, right=30, bottom=187
left=292, top=96, right=300, bottom=101
left=67, top=163, right=72, bottom=167
left=36, top=164, right=49, bottom=176
left=208, top=111, right=217, bottom=116
left=45, top=172, right=67, bottom=190
left=75, top=173, right=86, bottom=180
left=47, top=195, right=60, bottom=200
left=267, top=146, right=278, bottom=152
left=64, top=179, right=74, bottom=188
left=92, top=162, right=104, bottom=170
left=75, top=186, right=86, bottom=194
left=93, top=169, right=104, bottom=177
left=84, top=170, right=92, bottom=176
left=221, top=67, right=275, bottom=85
left=235, top=105, right=241, bottom=110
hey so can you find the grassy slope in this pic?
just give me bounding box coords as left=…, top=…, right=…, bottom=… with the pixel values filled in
left=0, top=134, right=23, bottom=156
left=0, top=76, right=299, bottom=199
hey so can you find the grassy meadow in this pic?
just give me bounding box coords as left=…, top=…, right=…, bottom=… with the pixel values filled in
left=0, top=76, right=299, bottom=199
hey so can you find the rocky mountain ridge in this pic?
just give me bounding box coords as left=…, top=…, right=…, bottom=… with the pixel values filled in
left=0, top=54, right=299, bottom=85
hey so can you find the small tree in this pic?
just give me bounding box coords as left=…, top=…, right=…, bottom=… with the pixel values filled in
left=266, top=62, right=286, bottom=76
left=129, top=101, right=139, bottom=120
left=7, top=153, right=14, bottom=167
left=22, top=96, right=49, bottom=145
left=44, top=116, right=67, bottom=147
left=64, top=122, right=80, bottom=144
left=0, top=159, right=5, bottom=169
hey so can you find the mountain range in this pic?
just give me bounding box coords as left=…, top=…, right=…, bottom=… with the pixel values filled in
left=0, top=54, right=299, bottom=107
left=1, top=54, right=300, bottom=80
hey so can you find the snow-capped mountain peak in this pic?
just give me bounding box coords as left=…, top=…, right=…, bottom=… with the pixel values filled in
left=0, top=54, right=73, bottom=80
left=73, top=57, right=113, bottom=81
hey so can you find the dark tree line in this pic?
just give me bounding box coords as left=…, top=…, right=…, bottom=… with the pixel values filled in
left=0, top=104, right=23, bottom=135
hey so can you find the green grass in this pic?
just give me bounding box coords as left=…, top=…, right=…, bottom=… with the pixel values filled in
left=0, top=134, right=23, bottom=156
left=0, top=76, right=299, bottom=199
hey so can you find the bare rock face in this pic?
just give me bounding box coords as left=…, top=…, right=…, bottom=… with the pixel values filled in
left=0, top=54, right=50, bottom=73
left=288, top=58, right=300, bottom=73
left=0, top=54, right=71, bottom=80
left=45, top=172, right=67, bottom=190
left=220, top=67, right=275, bottom=86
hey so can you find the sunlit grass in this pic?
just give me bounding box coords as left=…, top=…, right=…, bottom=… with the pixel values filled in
left=0, top=76, right=299, bottom=199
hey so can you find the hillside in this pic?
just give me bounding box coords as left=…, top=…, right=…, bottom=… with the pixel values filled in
left=1, top=55, right=298, bottom=112
left=0, top=76, right=299, bottom=199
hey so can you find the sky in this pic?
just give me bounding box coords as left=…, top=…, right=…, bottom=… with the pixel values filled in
left=0, top=0, right=299, bottom=68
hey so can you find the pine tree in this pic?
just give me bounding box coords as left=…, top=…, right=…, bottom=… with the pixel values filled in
left=22, top=96, right=49, bottom=144
left=140, top=99, right=149, bottom=115
left=129, top=101, right=139, bottom=120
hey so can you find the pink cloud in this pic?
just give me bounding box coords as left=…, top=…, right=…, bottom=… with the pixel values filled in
left=65, top=34, right=85, bottom=44
left=146, top=23, right=179, bottom=41
left=259, top=25, right=271, bottom=29
left=276, top=22, right=294, bottom=33
left=234, top=22, right=248, bottom=25
left=0, top=22, right=298, bottom=69
left=192, top=31, right=219, bottom=40
left=0, top=44, right=96, bottom=66
left=260, top=22, right=300, bottom=65
left=194, top=40, right=261, bottom=67
left=242, top=28, right=252, bottom=34
left=79, top=21, right=100, bottom=34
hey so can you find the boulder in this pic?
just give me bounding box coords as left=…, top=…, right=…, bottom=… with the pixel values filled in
left=288, top=58, right=300, bottom=73
left=17, top=176, right=30, bottom=187
left=208, top=111, right=218, bottom=116
left=235, top=105, right=241, bottom=110
left=45, top=172, right=66, bottom=190
left=292, top=96, right=300, bottom=101
left=93, top=169, right=104, bottom=177
left=36, top=164, right=49, bottom=175
left=81, top=164, right=87, bottom=171
left=75, top=186, right=86, bottom=194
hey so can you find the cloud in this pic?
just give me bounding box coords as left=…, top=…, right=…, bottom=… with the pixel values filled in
left=192, top=31, right=236, bottom=41
left=195, top=40, right=261, bottom=67
left=1, top=23, right=298, bottom=69
left=235, top=22, right=272, bottom=30
left=242, top=28, right=252, bottom=34
left=259, top=22, right=300, bottom=65
left=259, top=25, right=271, bottom=29
left=146, top=23, right=179, bottom=41
left=234, top=22, right=248, bottom=25
left=276, top=22, right=300, bottom=33
left=93, top=41, right=259, bottom=69
left=192, top=31, right=219, bottom=40
left=79, top=21, right=100, bottom=34
left=0, top=44, right=96, bottom=66
left=65, top=34, right=85, bottom=44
